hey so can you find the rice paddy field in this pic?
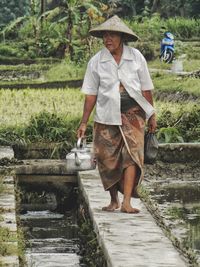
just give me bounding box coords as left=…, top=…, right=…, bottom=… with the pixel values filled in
left=0, top=40, right=200, bottom=143
left=0, top=88, right=84, bottom=127
left=0, top=88, right=198, bottom=128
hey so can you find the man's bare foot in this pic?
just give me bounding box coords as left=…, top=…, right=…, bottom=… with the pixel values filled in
left=120, top=203, right=140, bottom=213
left=102, top=202, right=120, bottom=212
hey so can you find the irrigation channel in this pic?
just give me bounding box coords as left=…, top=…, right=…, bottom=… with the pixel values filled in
left=16, top=175, right=99, bottom=267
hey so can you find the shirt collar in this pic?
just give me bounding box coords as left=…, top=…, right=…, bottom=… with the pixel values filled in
left=100, top=47, right=113, bottom=62
left=100, top=45, right=134, bottom=63
left=121, top=45, right=135, bottom=61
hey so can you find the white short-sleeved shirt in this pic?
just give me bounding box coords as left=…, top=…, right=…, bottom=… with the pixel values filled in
left=81, top=45, right=155, bottom=125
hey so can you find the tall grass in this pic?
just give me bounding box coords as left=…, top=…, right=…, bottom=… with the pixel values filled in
left=0, top=88, right=84, bottom=127
left=128, top=16, right=200, bottom=42
left=166, top=17, right=200, bottom=39
left=44, top=59, right=86, bottom=81
left=152, top=72, right=200, bottom=96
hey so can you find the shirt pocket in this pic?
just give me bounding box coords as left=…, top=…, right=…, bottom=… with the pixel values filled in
left=99, top=73, right=115, bottom=87
left=122, top=63, right=139, bottom=82
left=127, top=71, right=139, bottom=83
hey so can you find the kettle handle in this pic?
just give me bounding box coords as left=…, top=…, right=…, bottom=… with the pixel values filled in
left=77, top=138, right=82, bottom=148
left=77, top=138, right=86, bottom=148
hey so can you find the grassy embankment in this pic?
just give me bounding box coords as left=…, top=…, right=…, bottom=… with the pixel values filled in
left=0, top=174, right=25, bottom=266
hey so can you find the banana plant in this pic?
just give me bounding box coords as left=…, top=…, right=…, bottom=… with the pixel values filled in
left=42, top=0, right=105, bottom=59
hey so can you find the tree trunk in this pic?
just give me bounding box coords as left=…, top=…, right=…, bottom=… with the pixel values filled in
left=179, top=0, right=186, bottom=17
left=150, top=0, right=160, bottom=13
left=65, top=10, right=74, bottom=60
left=30, top=0, right=39, bottom=53
left=40, top=0, right=46, bottom=28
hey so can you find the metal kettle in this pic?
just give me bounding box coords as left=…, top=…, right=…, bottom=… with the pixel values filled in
left=66, top=138, right=96, bottom=172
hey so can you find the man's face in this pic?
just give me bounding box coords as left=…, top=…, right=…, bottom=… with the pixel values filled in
left=103, top=31, right=122, bottom=53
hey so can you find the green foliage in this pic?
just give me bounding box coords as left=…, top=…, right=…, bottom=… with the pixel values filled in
left=0, top=44, right=19, bottom=57
left=0, top=176, right=4, bottom=194
left=0, top=16, right=28, bottom=41
left=0, top=127, right=23, bottom=146
left=0, top=0, right=29, bottom=29
left=157, top=105, right=200, bottom=142
left=44, top=59, right=85, bottom=81
left=135, top=42, right=155, bottom=60
left=0, top=88, right=84, bottom=127
left=152, top=72, right=200, bottom=96
left=166, top=17, right=200, bottom=39
left=157, top=127, right=184, bottom=143
left=0, top=110, right=93, bottom=150
left=177, top=105, right=200, bottom=142
left=1, top=3, right=200, bottom=60
left=128, top=14, right=166, bottom=42
left=130, top=16, right=200, bottom=43
left=108, top=0, right=200, bottom=18
left=0, top=227, right=18, bottom=256
left=22, top=111, right=79, bottom=143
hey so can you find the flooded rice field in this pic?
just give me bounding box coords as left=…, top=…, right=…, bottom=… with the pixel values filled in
left=17, top=178, right=87, bottom=267
left=144, top=177, right=200, bottom=266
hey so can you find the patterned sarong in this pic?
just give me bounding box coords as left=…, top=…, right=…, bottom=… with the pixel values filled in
left=93, top=97, right=146, bottom=197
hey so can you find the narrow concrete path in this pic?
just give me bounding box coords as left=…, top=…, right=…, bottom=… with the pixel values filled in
left=78, top=169, right=188, bottom=267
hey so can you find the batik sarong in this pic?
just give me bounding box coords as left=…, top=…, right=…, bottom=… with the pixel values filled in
left=93, top=90, right=146, bottom=197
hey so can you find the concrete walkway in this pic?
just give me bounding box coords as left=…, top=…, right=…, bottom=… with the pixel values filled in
left=78, top=169, right=188, bottom=267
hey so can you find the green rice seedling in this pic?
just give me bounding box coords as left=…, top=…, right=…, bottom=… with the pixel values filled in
left=44, top=59, right=85, bottom=81
left=0, top=88, right=84, bottom=127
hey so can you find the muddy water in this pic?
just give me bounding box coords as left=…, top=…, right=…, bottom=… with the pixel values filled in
left=18, top=180, right=86, bottom=267
left=148, top=181, right=200, bottom=263
left=20, top=211, right=85, bottom=267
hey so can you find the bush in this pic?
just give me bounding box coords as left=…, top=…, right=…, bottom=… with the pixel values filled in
left=166, top=17, right=200, bottom=39
left=0, top=44, right=19, bottom=57
left=0, top=111, right=93, bottom=148
left=128, top=16, right=200, bottom=43
left=157, top=105, right=200, bottom=142
left=135, top=42, right=155, bottom=60
left=177, top=105, right=200, bottom=142
left=157, top=127, right=184, bottom=143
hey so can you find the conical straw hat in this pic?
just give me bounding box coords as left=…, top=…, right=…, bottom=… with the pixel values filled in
left=89, top=15, right=139, bottom=42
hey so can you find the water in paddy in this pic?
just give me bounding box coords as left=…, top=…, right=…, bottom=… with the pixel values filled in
left=149, top=181, right=200, bottom=262
left=18, top=180, right=86, bottom=267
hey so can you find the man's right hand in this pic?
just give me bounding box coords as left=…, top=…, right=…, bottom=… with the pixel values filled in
left=77, top=122, right=87, bottom=139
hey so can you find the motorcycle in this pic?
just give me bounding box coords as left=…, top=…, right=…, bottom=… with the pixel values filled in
left=160, top=32, right=175, bottom=63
